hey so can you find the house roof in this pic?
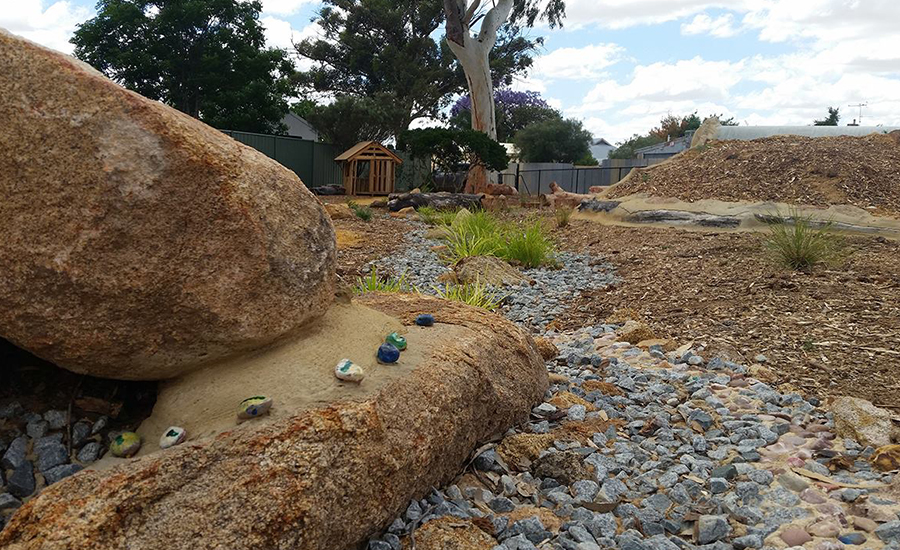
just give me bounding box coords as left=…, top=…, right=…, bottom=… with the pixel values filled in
left=635, top=134, right=692, bottom=155
left=592, top=138, right=613, bottom=147
left=335, top=141, right=403, bottom=163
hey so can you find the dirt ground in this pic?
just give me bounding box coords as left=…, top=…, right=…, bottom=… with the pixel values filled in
left=608, top=134, right=900, bottom=216
left=332, top=214, right=411, bottom=282
left=549, top=220, right=900, bottom=408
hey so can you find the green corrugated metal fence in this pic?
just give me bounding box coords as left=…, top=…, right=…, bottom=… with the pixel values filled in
left=220, top=130, right=343, bottom=188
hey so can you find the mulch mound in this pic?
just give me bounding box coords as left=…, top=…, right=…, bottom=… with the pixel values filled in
left=549, top=220, right=900, bottom=409
left=608, top=133, right=900, bottom=216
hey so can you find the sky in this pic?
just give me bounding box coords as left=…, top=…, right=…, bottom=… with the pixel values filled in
left=4, top=0, right=900, bottom=143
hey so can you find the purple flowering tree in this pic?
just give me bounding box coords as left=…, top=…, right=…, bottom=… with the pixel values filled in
left=450, top=89, right=560, bottom=142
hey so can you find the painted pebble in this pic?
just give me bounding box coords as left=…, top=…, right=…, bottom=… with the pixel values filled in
left=385, top=332, right=407, bottom=351
left=238, top=396, right=273, bottom=420
left=335, top=359, right=365, bottom=382
left=159, top=426, right=187, bottom=449
left=377, top=342, right=400, bottom=364
left=415, top=314, right=434, bottom=327
left=109, top=432, right=142, bottom=458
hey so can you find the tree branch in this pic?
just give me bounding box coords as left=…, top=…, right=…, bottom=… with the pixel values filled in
left=443, top=0, right=466, bottom=46
left=477, top=0, right=513, bottom=45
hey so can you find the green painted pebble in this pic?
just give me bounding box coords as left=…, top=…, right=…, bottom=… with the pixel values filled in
left=335, top=359, right=365, bottom=382
left=385, top=332, right=407, bottom=351
left=159, top=426, right=187, bottom=449
left=110, top=432, right=141, bottom=458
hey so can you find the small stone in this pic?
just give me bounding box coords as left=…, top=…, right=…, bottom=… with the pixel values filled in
left=754, top=354, right=768, bottom=363
left=237, top=396, right=274, bottom=420
left=109, top=432, right=142, bottom=457
left=44, top=409, right=68, bottom=430
left=26, top=419, right=49, bottom=439
left=852, top=516, right=877, bottom=533
left=91, top=416, right=109, bottom=434
left=733, top=534, right=763, bottom=549
left=36, top=442, right=69, bottom=472
left=696, top=515, right=731, bottom=544
left=489, top=496, right=516, bottom=513
left=711, top=464, right=738, bottom=481
left=2, top=435, right=28, bottom=469
left=376, top=342, right=401, bottom=364
left=780, top=525, right=812, bottom=546
left=777, top=472, right=810, bottom=492
left=8, top=463, right=36, bottom=498
left=806, top=519, right=840, bottom=538
left=0, top=493, right=22, bottom=511
left=837, top=533, right=867, bottom=545
left=44, top=463, right=83, bottom=485
left=800, top=488, right=827, bottom=504
left=77, top=441, right=102, bottom=463
left=568, top=405, right=587, bottom=422
left=385, top=332, right=407, bottom=351
left=416, top=314, right=434, bottom=327
left=708, top=478, right=729, bottom=494
left=159, top=426, right=187, bottom=449
left=534, top=403, right=558, bottom=416
left=874, top=520, right=900, bottom=543
left=71, top=421, right=92, bottom=448
left=335, top=359, right=365, bottom=382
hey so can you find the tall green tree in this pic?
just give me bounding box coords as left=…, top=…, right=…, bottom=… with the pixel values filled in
left=295, top=0, right=539, bottom=141
left=71, top=0, right=295, bottom=133
left=301, top=97, right=395, bottom=152
left=443, top=0, right=565, bottom=191
left=814, top=107, right=840, bottom=126
left=513, top=118, right=591, bottom=163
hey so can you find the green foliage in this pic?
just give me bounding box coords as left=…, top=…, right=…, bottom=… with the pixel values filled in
left=399, top=128, right=509, bottom=173
left=814, top=107, right=841, bottom=126
left=432, top=281, right=506, bottom=311
left=609, top=134, right=665, bottom=160
left=303, top=96, right=396, bottom=151
left=554, top=207, right=573, bottom=228
left=438, top=211, right=556, bottom=268
left=354, top=268, right=416, bottom=294
left=501, top=220, right=556, bottom=268
left=295, top=0, right=540, bottom=142
left=347, top=201, right=373, bottom=221
left=513, top=118, right=592, bottom=163
left=417, top=207, right=458, bottom=226
left=72, top=0, right=295, bottom=133
left=764, top=210, right=844, bottom=271
left=575, top=153, right=599, bottom=166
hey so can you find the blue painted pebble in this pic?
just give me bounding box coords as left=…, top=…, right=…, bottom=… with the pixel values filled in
left=839, top=533, right=867, bottom=545
left=415, top=314, right=434, bottom=327
left=377, top=342, right=401, bottom=364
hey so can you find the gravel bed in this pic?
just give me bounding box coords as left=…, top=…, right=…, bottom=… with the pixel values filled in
left=365, top=328, right=900, bottom=550
left=365, top=227, right=617, bottom=333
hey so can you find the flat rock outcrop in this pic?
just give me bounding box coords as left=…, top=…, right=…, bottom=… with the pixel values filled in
left=0, top=294, right=548, bottom=550
left=0, top=31, right=335, bottom=380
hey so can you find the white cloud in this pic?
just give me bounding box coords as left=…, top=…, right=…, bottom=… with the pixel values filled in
left=681, top=13, right=738, bottom=37
left=531, top=43, right=625, bottom=80
left=0, top=0, right=92, bottom=54
left=260, top=0, right=316, bottom=16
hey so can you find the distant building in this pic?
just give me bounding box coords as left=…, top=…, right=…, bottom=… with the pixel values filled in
left=589, top=138, right=614, bottom=161
left=281, top=112, right=319, bottom=140
left=635, top=131, right=694, bottom=160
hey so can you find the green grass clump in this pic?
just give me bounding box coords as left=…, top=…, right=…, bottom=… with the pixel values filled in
left=417, top=206, right=458, bottom=226
left=501, top=220, right=557, bottom=268
left=764, top=209, right=844, bottom=271
left=354, top=268, right=416, bottom=294
left=432, top=281, right=506, bottom=311
left=554, top=207, right=574, bottom=228
left=437, top=210, right=556, bottom=268
left=347, top=201, right=373, bottom=221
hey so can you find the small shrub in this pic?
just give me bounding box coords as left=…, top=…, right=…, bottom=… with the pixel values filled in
left=554, top=207, right=573, bottom=228
left=354, top=268, right=416, bottom=294
left=347, top=201, right=373, bottom=221
left=764, top=209, right=844, bottom=271
left=432, top=281, right=506, bottom=311
left=501, top=220, right=556, bottom=268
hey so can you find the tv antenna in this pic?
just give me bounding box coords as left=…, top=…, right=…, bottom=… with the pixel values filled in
left=848, top=102, right=868, bottom=125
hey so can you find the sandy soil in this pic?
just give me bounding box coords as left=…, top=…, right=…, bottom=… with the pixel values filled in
left=548, top=219, right=900, bottom=408
left=100, top=302, right=464, bottom=463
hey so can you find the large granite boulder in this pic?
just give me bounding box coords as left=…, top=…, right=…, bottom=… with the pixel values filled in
left=0, top=294, right=548, bottom=550
left=0, top=31, right=335, bottom=380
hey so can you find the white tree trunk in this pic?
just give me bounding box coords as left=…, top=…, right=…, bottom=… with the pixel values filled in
left=444, top=0, right=513, bottom=193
